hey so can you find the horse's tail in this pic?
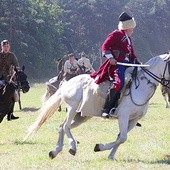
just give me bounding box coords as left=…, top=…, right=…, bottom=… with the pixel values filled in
left=23, top=88, right=62, bottom=141
left=41, top=90, right=51, bottom=106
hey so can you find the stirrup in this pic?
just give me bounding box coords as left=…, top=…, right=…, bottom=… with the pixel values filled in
left=109, top=108, right=117, bottom=118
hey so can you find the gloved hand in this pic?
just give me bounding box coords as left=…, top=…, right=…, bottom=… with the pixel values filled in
left=134, top=58, right=141, bottom=64
left=132, top=67, right=138, bottom=79
left=109, top=58, right=117, bottom=65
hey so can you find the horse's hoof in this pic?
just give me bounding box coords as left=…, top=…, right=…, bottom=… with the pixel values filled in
left=108, top=155, right=115, bottom=160
left=69, top=148, right=76, bottom=156
left=136, top=122, right=142, bottom=127
left=94, top=144, right=100, bottom=152
left=49, top=151, right=55, bottom=159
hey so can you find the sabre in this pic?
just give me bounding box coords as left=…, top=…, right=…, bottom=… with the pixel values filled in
left=117, top=62, right=149, bottom=67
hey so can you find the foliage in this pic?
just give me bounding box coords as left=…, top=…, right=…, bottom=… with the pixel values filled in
left=0, top=0, right=169, bottom=78
left=0, top=0, right=65, bottom=78
left=54, top=0, right=170, bottom=66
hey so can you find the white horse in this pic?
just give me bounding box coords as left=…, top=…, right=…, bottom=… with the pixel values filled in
left=24, top=53, right=170, bottom=160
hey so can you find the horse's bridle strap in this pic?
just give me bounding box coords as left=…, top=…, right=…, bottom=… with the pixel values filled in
left=141, top=61, right=170, bottom=88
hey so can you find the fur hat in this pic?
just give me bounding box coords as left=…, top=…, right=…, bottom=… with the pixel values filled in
left=1, top=40, right=9, bottom=46
left=118, top=12, right=136, bottom=30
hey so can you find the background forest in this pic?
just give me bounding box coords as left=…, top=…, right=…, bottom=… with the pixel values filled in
left=0, top=0, right=169, bottom=79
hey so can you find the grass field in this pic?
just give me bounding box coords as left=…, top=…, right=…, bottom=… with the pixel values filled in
left=0, top=83, right=170, bottom=170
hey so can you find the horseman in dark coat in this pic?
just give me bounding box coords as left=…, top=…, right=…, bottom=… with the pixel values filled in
left=0, top=40, right=20, bottom=120
left=91, top=12, right=141, bottom=118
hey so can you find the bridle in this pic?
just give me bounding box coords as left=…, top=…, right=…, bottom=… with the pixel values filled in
left=129, top=57, right=170, bottom=106
left=15, top=70, right=29, bottom=93
left=8, top=69, right=29, bottom=93
left=141, top=60, right=170, bottom=88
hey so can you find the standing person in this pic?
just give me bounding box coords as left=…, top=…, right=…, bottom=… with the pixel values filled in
left=63, top=53, right=79, bottom=81
left=90, top=12, right=141, bottom=118
left=0, top=40, right=20, bottom=120
left=78, top=52, right=95, bottom=73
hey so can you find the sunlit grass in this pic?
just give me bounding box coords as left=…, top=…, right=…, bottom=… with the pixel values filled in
left=0, top=84, right=170, bottom=169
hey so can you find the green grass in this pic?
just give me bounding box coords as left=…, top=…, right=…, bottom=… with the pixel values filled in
left=0, top=84, right=170, bottom=170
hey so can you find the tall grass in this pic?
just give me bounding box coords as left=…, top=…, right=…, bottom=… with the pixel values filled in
left=0, top=84, right=170, bottom=170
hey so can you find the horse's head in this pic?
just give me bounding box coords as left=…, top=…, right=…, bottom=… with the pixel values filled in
left=163, top=53, right=170, bottom=84
left=152, top=53, right=170, bottom=88
left=14, top=66, right=30, bottom=93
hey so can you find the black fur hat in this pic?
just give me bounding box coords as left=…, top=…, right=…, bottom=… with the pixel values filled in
left=118, top=12, right=136, bottom=30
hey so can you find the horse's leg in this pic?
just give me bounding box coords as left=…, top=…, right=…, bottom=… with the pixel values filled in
left=108, top=118, right=138, bottom=159
left=168, top=93, right=170, bottom=108
left=58, top=105, right=62, bottom=112
left=63, top=106, right=79, bottom=156
left=18, top=98, right=22, bottom=110
left=18, top=91, right=22, bottom=110
left=7, top=100, right=15, bottom=121
left=49, top=106, right=78, bottom=158
left=49, top=120, right=66, bottom=159
left=94, top=114, right=130, bottom=159
left=70, top=112, right=91, bottom=129
left=164, top=93, right=170, bottom=108
left=163, top=93, right=169, bottom=108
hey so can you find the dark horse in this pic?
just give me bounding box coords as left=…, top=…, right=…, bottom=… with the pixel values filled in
left=161, top=85, right=170, bottom=108
left=160, top=51, right=170, bottom=108
left=0, top=66, right=30, bottom=123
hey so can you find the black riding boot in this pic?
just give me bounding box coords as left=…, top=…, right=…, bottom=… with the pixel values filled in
left=102, top=89, right=120, bottom=118
left=7, top=113, right=19, bottom=121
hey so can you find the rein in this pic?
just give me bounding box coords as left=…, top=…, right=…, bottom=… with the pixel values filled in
left=141, top=61, right=170, bottom=88
left=8, top=71, right=19, bottom=89
left=128, top=60, right=170, bottom=106
left=129, top=75, right=156, bottom=106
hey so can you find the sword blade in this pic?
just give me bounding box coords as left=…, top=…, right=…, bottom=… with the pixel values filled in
left=117, top=62, right=149, bottom=67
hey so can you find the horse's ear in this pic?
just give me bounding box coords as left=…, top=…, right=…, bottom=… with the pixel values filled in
left=22, top=66, right=25, bottom=71
left=14, top=66, right=18, bottom=72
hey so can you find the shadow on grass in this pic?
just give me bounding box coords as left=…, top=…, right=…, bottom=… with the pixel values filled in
left=21, top=107, right=40, bottom=112
left=14, top=140, right=46, bottom=145
left=14, top=140, right=37, bottom=145
left=119, top=158, right=170, bottom=165
left=149, top=102, right=162, bottom=108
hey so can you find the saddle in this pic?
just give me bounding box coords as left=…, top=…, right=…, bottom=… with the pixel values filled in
left=76, top=67, right=135, bottom=117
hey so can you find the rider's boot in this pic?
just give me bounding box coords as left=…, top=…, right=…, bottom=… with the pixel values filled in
left=101, top=89, right=142, bottom=126
left=101, top=89, right=120, bottom=118
left=7, top=113, right=19, bottom=121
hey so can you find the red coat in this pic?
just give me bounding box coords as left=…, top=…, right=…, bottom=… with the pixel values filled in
left=102, top=29, right=136, bottom=62
left=91, top=29, right=137, bottom=84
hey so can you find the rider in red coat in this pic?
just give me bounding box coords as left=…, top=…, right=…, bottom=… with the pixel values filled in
left=91, top=12, right=141, bottom=118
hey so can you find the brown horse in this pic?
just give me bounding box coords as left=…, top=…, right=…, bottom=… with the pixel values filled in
left=161, top=85, right=170, bottom=108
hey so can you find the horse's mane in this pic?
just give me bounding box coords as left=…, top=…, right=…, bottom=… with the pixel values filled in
left=145, top=54, right=170, bottom=69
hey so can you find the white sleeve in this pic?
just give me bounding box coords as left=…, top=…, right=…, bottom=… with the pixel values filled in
left=64, top=61, right=69, bottom=73
left=105, top=54, right=114, bottom=59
